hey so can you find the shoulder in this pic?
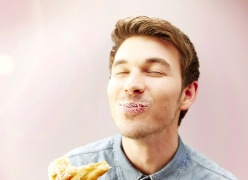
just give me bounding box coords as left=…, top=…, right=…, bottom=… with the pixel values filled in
left=184, top=144, right=237, bottom=180
left=67, top=135, right=115, bottom=156
left=66, top=135, right=117, bottom=166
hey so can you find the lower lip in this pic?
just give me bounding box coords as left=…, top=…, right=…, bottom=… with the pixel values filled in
left=119, top=104, right=147, bottom=113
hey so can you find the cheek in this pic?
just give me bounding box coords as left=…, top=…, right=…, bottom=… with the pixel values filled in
left=153, top=89, right=181, bottom=110
left=107, top=87, right=114, bottom=107
left=107, top=80, right=121, bottom=103
left=151, top=98, right=179, bottom=124
left=107, top=82, right=112, bottom=98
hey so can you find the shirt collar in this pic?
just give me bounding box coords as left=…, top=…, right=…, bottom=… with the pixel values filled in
left=113, top=134, right=187, bottom=180
left=113, top=134, right=143, bottom=179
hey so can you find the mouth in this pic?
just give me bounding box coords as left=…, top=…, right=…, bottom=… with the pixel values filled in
left=119, top=102, right=148, bottom=113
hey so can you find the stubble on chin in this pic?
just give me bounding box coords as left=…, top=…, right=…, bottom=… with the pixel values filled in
left=122, top=113, right=137, bottom=120
left=117, top=119, right=165, bottom=140
left=118, top=107, right=179, bottom=140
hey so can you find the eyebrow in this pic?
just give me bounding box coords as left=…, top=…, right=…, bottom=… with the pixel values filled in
left=112, top=59, right=127, bottom=67
left=113, top=57, right=171, bottom=68
left=145, top=58, right=171, bottom=68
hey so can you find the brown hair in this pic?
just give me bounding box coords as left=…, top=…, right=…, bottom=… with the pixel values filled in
left=109, top=16, right=200, bottom=126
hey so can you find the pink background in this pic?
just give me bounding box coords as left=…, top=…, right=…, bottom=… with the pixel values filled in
left=0, top=0, right=247, bottom=179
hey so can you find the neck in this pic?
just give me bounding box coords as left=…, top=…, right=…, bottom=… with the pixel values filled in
left=122, top=130, right=179, bottom=175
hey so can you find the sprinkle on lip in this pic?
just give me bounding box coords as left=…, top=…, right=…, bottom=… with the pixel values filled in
left=119, top=103, right=148, bottom=113
left=121, top=103, right=147, bottom=107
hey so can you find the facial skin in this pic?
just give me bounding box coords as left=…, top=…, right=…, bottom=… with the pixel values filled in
left=108, top=36, right=194, bottom=140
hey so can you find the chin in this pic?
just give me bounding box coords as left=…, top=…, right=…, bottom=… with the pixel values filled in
left=119, top=125, right=156, bottom=140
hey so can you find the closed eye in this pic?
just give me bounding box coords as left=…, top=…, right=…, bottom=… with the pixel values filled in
left=117, top=71, right=128, bottom=74
left=111, top=66, right=129, bottom=76
left=148, top=71, right=162, bottom=74
left=114, top=71, right=129, bottom=76
left=146, top=70, right=166, bottom=76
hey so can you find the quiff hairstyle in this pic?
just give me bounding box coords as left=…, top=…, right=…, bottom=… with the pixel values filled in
left=109, top=16, right=200, bottom=126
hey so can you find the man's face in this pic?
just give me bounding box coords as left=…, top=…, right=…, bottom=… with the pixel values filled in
left=108, top=36, right=185, bottom=139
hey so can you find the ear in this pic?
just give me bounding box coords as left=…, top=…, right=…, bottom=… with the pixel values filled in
left=179, top=81, right=198, bottom=111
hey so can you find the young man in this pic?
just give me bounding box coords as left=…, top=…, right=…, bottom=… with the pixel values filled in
left=67, top=16, right=236, bottom=179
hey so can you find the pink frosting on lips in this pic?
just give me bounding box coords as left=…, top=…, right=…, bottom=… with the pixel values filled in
left=119, top=102, right=148, bottom=113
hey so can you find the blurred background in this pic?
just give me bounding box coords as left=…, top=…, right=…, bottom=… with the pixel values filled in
left=0, top=0, right=247, bottom=179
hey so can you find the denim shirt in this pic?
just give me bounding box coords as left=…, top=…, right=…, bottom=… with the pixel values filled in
left=67, top=134, right=237, bottom=180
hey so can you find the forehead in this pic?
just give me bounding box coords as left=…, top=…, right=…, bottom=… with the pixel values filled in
left=114, top=36, right=180, bottom=68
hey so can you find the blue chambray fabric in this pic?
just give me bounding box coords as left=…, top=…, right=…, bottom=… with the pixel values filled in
left=67, top=134, right=237, bottom=180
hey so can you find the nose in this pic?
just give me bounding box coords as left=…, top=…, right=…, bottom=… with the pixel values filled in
left=124, top=71, right=145, bottom=95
